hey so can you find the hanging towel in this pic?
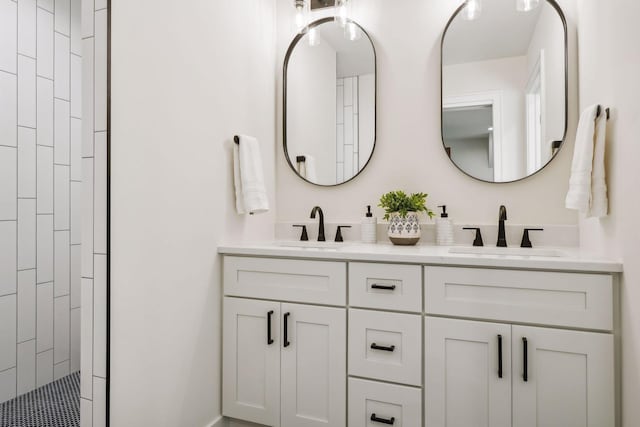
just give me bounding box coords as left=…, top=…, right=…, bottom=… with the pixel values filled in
left=565, top=105, right=599, bottom=214
left=233, top=135, right=269, bottom=215
left=588, top=111, right=608, bottom=218
left=303, top=155, right=317, bottom=182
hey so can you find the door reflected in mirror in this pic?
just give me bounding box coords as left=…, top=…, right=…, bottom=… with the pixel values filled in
left=284, top=18, right=376, bottom=186
left=442, top=0, right=567, bottom=183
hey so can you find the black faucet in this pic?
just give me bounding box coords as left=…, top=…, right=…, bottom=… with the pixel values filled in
left=497, top=205, right=508, bottom=247
left=310, top=206, right=325, bottom=242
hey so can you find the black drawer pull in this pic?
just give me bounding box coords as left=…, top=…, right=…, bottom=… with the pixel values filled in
left=370, top=343, right=395, bottom=352
left=371, top=414, right=395, bottom=425
left=267, top=311, right=274, bottom=345
left=284, top=312, right=291, bottom=348
left=522, top=337, right=528, bottom=382
left=371, top=284, right=396, bottom=291
left=498, top=334, right=503, bottom=378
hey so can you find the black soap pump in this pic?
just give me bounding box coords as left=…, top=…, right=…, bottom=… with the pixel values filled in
left=361, top=205, right=377, bottom=244
left=436, top=205, right=454, bottom=246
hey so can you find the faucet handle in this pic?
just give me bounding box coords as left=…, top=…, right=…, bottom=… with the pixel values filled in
left=293, top=225, right=309, bottom=242
left=521, top=228, right=544, bottom=248
left=335, top=226, right=352, bottom=242
left=463, top=227, right=484, bottom=247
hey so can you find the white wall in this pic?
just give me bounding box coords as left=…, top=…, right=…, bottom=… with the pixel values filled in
left=110, top=1, right=276, bottom=426
left=576, top=1, right=640, bottom=426
left=447, top=137, right=494, bottom=182
left=276, top=0, right=579, bottom=226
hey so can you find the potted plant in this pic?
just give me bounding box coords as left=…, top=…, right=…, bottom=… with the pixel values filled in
left=379, top=191, right=435, bottom=245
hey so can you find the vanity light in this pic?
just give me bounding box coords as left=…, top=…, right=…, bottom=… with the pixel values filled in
left=294, top=0, right=308, bottom=33
left=516, top=0, right=540, bottom=12
left=308, top=27, right=321, bottom=46
left=336, top=0, right=350, bottom=27
left=462, top=0, right=482, bottom=21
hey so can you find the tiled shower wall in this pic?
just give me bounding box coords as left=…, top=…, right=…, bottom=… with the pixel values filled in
left=0, top=0, right=82, bottom=403
left=336, top=76, right=359, bottom=183
left=79, top=0, right=107, bottom=425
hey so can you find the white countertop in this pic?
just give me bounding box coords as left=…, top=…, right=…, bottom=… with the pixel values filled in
left=218, top=242, right=623, bottom=273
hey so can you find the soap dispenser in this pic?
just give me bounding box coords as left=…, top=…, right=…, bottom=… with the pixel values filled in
left=436, top=205, right=454, bottom=246
left=361, top=205, right=377, bottom=244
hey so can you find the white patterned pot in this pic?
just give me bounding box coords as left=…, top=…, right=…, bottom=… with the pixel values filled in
left=387, top=212, right=421, bottom=246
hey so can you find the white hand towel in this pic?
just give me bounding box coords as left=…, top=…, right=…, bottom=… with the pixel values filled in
left=303, top=155, right=317, bottom=182
left=588, top=111, right=608, bottom=218
left=565, top=105, right=599, bottom=213
left=233, top=135, right=269, bottom=215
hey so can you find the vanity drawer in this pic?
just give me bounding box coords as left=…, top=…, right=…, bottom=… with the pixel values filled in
left=425, top=266, right=613, bottom=330
left=348, top=309, right=422, bottom=386
left=348, top=378, right=421, bottom=427
left=349, top=262, right=422, bottom=312
left=223, top=256, right=346, bottom=306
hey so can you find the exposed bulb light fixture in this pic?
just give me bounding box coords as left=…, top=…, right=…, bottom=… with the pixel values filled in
left=336, top=0, right=350, bottom=28
left=462, top=0, right=482, bottom=21
left=346, top=22, right=361, bottom=41
left=308, top=27, right=320, bottom=46
left=294, top=0, right=308, bottom=33
left=516, top=0, right=540, bottom=12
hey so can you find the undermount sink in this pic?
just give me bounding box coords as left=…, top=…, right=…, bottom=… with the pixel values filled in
left=449, top=246, right=566, bottom=258
left=277, top=241, right=346, bottom=251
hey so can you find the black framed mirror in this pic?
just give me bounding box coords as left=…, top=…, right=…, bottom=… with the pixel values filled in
left=284, top=17, right=377, bottom=186
left=441, top=0, right=568, bottom=183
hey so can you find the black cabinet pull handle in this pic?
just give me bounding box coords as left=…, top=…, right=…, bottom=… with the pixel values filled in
left=371, top=284, right=396, bottom=291
left=283, top=312, right=291, bottom=348
left=267, top=311, right=274, bottom=345
left=523, top=337, right=528, bottom=382
left=370, top=414, right=395, bottom=425
left=497, top=334, right=503, bottom=378
left=370, top=343, right=395, bottom=352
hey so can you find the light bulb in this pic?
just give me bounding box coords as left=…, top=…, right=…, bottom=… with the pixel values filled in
left=516, top=0, right=540, bottom=12
left=346, top=22, right=361, bottom=41
left=462, top=0, right=482, bottom=21
left=308, top=27, right=320, bottom=47
left=336, top=0, right=349, bottom=27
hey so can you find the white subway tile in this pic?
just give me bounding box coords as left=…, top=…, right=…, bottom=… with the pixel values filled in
left=70, top=0, right=80, bottom=54
left=36, top=7, right=53, bottom=78
left=343, top=77, right=353, bottom=107
left=81, top=0, right=92, bottom=38
left=0, top=73, right=17, bottom=147
left=53, top=359, right=69, bottom=380
left=0, top=146, right=17, bottom=220
left=80, top=278, right=92, bottom=399
left=344, top=106, right=353, bottom=146
left=0, top=294, right=17, bottom=371
left=70, top=244, right=80, bottom=307
left=36, top=145, right=53, bottom=213
left=70, top=307, right=80, bottom=372
left=70, top=117, right=81, bottom=180
left=54, top=99, right=70, bottom=164
left=36, top=215, right=53, bottom=283
left=81, top=158, right=93, bottom=277
left=0, top=0, right=17, bottom=74
left=36, top=0, right=53, bottom=12
left=93, top=377, right=106, bottom=427
left=81, top=398, right=93, bottom=427
left=35, top=348, right=53, bottom=387
left=54, top=33, right=70, bottom=99
left=81, top=38, right=93, bottom=156
left=94, top=132, right=106, bottom=253
left=54, top=295, right=69, bottom=363
left=336, top=124, right=344, bottom=163
left=18, top=199, right=36, bottom=270
left=17, top=339, right=36, bottom=395
left=54, top=230, right=69, bottom=296
left=0, top=222, right=17, bottom=296
left=36, top=77, right=54, bottom=146
left=93, top=255, right=106, bottom=378
left=0, top=368, right=17, bottom=403
left=36, top=282, right=53, bottom=352
left=18, top=55, right=36, bottom=127
left=70, top=55, right=81, bottom=118
left=54, top=0, right=70, bottom=35
left=94, top=10, right=107, bottom=132
left=17, top=269, right=36, bottom=341
left=54, top=165, right=70, bottom=229
left=70, top=181, right=81, bottom=244
left=18, top=0, right=37, bottom=57
left=18, top=127, right=36, bottom=197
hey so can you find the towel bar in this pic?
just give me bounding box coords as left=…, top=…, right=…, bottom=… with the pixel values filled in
left=296, top=156, right=306, bottom=163
left=233, top=136, right=240, bottom=144
left=596, top=105, right=610, bottom=120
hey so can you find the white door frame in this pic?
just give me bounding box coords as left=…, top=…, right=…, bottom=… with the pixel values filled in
left=525, top=49, right=546, bottom=174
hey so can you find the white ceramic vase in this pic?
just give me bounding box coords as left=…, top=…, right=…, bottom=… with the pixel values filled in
left=387, top=212, right=421, bottom=246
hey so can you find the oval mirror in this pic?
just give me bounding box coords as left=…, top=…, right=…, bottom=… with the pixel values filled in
left=441, top=0, right=567, bottom=183
left=284, top=18, right=376, bottom=186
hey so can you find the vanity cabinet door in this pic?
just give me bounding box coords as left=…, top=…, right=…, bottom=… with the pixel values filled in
left=222, top=297, right=281, bottom=426
left=512, top=326, right=614, bottom=427
left=425, top=317, right=512, bottom=427
left=281, top=304, right=346, bottom=427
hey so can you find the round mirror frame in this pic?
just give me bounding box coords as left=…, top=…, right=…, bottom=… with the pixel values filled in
left=283, top=17, right=378, bottom=187
left=440, top=0, right=569, bottom=184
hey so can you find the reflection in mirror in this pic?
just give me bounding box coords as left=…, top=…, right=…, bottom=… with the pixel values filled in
left=442, top=0, right=567, bottom=183
left=285, top=18, right=376, bottom=186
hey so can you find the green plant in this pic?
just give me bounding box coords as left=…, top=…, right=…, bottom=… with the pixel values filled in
left=378, top=191, right=435, bottom=220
